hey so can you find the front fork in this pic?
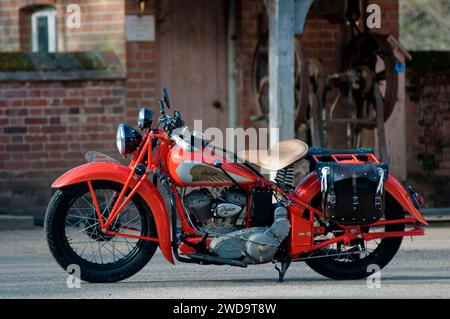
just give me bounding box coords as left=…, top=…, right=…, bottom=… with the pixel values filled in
left=85, top=132, right=166, bottom=243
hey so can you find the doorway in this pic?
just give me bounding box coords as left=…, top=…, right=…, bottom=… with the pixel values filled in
left=157, top=0, right=228, bottom=131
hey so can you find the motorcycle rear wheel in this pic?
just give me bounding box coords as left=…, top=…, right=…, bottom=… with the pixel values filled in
left=45, top=181, right=158, bottom=283
left=305, top=195, right=404, bottom=280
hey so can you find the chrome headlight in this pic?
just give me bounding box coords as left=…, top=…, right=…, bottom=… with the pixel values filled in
left=116, top=123, right=142, bottom=157
left=137, top=108, right=153, bottom=130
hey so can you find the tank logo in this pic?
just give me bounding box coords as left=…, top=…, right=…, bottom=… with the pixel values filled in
left=189, top=165, right=229, bottom=182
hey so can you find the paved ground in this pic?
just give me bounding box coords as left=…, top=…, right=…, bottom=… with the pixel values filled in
left=0, top=226, right=449, bottom=299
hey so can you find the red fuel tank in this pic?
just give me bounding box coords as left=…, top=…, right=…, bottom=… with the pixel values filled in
left=167, top=146, right=258, bottom=186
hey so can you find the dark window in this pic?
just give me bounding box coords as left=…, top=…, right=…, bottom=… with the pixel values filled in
left=37, top=16, right=49, bottom=52
left=31, top=8, right=56, bottom=52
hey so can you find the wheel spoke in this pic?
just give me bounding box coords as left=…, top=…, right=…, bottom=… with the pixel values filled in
left=63, top=187, right=145, bottom=265
left=120, top=214, right=141, bottom=230
left=312, top=219, right=386, bottom=263
left=97, top=241, right=104, bottom=264
left=81, top=195, right=96, bottom=211
left=67, top=222, right=97, bottom=237
left=79, top=240, right=89, bottom=258
left=106, top=240, right=128, bottom=260
left=87, top=237, right=98, bottom=263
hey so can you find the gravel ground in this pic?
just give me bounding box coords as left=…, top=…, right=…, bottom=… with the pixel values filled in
left=0, top=226, right=449, bottom=298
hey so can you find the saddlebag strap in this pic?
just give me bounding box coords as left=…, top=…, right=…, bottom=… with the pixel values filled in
left=320, top=166, right=330, bottom=193
left=374, top=167, right=385, bottom=211
left=352, top=173, right=358, bottom=210
left=316, top=162, right=389, bottom=182
left=320, top=166, right=335, bottom=211
left=327, top=169, right=336, bottom=209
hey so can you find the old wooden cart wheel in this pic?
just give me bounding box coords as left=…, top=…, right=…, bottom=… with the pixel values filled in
left=342, top=33, right=399, bottom=123
left=344, top=34, right=398, bottom=152
left=310, top=33, right=399, bottom=151
left=250, top=32, right=310, bottom=128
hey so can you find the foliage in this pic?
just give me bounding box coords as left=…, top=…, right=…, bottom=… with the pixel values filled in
left=400, top=0, right=450, bottom=50
left=0, top=52, right=108, bottom=72
left=73, top=52, right=108, bottom=70
left=0, top=52, right=33, bottom=71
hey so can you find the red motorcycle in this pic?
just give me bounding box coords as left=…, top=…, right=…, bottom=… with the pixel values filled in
left=45, top=89, right=427, bottom=283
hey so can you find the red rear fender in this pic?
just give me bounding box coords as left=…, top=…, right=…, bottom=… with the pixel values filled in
left=294, top=172, right=427, bottom=225
left=385, top=175, right=427, bottom=225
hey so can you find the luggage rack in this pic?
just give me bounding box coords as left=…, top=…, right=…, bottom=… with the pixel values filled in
left=312, top=153, right=380, bottom=165
left=307, top=147, right=380, bottom=166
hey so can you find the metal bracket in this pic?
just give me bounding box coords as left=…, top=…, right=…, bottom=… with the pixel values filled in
left=274, top=253, right=291, bottom=283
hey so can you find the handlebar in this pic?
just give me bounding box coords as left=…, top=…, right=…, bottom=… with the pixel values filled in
left=156, top=88, right=184, bottom=134
left=158, top=109, right=184, bottom=134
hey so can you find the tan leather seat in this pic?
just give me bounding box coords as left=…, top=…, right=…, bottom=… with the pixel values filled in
left=237, top=139, right=308, bottom=171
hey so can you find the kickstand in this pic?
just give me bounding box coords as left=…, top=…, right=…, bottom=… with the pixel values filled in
left=274, top=254, right=291, bottom=283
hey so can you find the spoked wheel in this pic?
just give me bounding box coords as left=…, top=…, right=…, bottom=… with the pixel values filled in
left=342, top=33, right=398, bottom=149
left=305, top=195, right=405, bottom=280
left=343, top=34, right=398, bottom=122
left=45, top=181, right=158, bottom=283
left=310, top=34, right=399, bottom=150
left=250, top=32, right=310, bottom=129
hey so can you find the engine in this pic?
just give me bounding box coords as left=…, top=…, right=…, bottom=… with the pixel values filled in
left=210, top=206, right=290, bottom=264
left=183, top=187, right=291, bottom=264
left=183, top=187, right=247, bottom=234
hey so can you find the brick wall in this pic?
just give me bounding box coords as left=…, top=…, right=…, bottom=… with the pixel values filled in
left=405, top=52, right=450, bottom=207
left=0, top=0, right=126, bottom=64
left=0, top=0, right=156, bottom=222
left=0, top=79, right=126, bottom=220
left=234, top=0, right=266, bottom=127
left=124, top=0, right=158, bottom=124
left=406, top=74, right=450, bottom=176
left=58, top=0, right=126, bottom=64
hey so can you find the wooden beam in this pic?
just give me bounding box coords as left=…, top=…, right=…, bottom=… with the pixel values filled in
left=267, top=0, right=313, bottom=147
left=294, top=0, right=314, bottom=34
left=374, top=83, right=390, bottom=164
left=267, top=0, right=296, bottom=146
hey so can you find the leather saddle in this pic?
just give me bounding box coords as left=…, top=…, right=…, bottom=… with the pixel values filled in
left=237, top=139, right=309, bottom=171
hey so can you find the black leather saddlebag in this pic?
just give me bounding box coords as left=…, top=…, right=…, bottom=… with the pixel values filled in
left=316, top=162, right=389, bottom=225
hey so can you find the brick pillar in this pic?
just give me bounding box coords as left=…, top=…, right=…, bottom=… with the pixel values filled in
left=124, top=0, right=158, bottom=124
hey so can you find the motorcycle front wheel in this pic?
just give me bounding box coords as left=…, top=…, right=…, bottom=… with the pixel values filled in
left=305, top=195, right=404, bottom=280
left=45, top=181, right=158, bottom=283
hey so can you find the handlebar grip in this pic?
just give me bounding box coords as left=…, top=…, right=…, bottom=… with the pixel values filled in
left=159, top=100, right=166, bottom=115
left=173, top=110, right=184, bottom=128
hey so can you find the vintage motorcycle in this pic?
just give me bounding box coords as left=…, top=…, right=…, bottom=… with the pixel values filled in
left=45, top=89, right=427, bottom=283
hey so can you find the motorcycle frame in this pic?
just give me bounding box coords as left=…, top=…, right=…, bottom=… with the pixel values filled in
left=78, top=129, right=426, bottom=262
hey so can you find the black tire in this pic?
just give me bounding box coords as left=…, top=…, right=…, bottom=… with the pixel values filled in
left=45, top=181, right=158, bottom=283
left=305, top=195, right=404, bottom=280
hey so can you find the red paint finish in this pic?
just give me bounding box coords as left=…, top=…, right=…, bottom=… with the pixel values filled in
left=50, top=125, right=426, bottom=265
left=385, top=175, right=428, bottom=225
left=52, top=161, right=175, bottom=264
left=167, top=145, right=258, bottom=186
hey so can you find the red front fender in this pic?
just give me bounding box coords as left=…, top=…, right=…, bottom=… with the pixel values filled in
left=295, top=172, right=428, bottom=225
left=52, top=162, right=175, bottom=264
